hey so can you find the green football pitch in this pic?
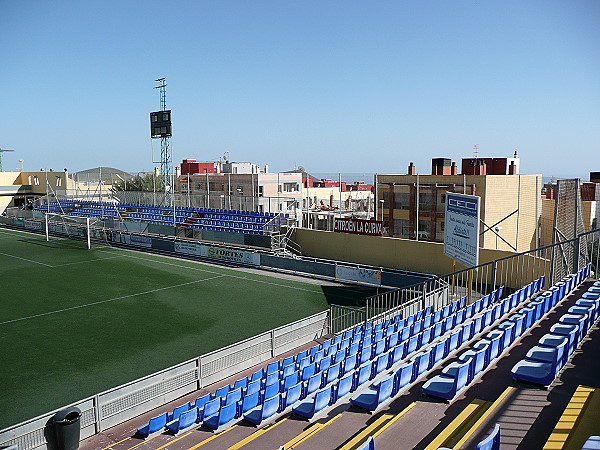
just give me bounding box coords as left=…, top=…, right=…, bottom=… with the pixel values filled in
left=0, top=227, right=378, bottom=429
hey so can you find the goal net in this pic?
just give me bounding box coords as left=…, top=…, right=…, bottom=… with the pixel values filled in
left=44, top=213, right=112, bottom=249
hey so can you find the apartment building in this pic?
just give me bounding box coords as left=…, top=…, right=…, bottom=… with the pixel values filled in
left=376, top=157, right=542, bottom=252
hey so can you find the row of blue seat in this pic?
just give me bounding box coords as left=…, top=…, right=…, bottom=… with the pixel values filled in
left=135, top=305, right=447, bottom=436
left=421, top=275, right=552, bottom=400
left=295, top=287, right=507, bottom=418
left=137, top=286, right=504, bottom=436
left=36, top=201, right=274, bottom=236
left=511, top=272, right=597, bottom=386
left=41, top=200, right=288, bottom=219
left=424, top=267, right=589, bottom=400
left=117, top=203, right=284, bottom=219
left=345, top=285, right=514, bottom=410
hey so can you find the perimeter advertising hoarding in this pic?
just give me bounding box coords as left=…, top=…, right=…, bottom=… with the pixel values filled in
left=444, top=192, right=480, bottom=268
left=203, top=245, right=260, bottom=266
left=174, top=241, right=203, bottom=256
left=335, top=265, right=382, bottom=285
left=333, top=218, right=384, bottom=236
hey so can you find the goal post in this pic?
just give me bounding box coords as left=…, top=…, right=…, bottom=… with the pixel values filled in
left=44, top=213, right=111, bottom=249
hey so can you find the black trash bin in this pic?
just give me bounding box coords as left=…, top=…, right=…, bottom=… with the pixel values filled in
left=53, top=407, right=81, bottom=450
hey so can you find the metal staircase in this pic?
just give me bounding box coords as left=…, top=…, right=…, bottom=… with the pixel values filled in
left=271, top=224, right=301, bottom=257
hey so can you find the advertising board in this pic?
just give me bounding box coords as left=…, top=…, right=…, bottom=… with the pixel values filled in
left=202, top=245, right=260, bottom=265
left=335, top=265, right=382, bottom=285
left=334, top=218, right=384, bottom=236
left=444, top=192, right=480, bottom=268
left=174, top=241, right=203, bottom=256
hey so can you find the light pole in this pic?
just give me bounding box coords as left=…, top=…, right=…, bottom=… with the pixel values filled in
left=18, top=159, right=24, bottom=172
left=494, top=226, right=503, bottom=249
left=237, top=188, right=242, bottom=211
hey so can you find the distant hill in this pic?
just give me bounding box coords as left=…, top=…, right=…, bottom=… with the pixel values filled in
left=72, top=167, right=134, bottom=183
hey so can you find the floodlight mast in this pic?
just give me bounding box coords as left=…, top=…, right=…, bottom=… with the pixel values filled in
left=154, top=78, right=173, bottom=206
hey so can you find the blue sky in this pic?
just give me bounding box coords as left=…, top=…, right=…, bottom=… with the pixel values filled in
left=2, top=1, right=599, bottom=178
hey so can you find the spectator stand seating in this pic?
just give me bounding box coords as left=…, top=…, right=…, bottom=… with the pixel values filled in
left=422, top=265, right=589, bottom=401
left=511, top=268, right=597, bottom=386
left=135, top=267, right=590, bottom=436
left=35, top=201, right=290, bottom=236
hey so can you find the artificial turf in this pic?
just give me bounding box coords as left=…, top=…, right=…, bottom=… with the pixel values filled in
left=0, top=227, right=376, bottom=429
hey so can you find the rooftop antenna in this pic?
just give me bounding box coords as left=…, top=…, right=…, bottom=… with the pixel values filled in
left=0, top=148, right=15, bottom=172
left=473, top=144, right=480, bottom=160
left=151, top=78, right=173, bottom=205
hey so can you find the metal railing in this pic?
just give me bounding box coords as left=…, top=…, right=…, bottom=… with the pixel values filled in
left=330, top=228, right=600, bottom=330
left=0, top=311, right=329, bottom=450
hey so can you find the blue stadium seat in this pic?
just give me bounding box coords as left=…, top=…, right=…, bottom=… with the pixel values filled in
left=192, top=394, right=211, bottom=411
left=167, top=403, right=190, bottom=422
left=244, top=393, right=281, bottom=426
left=511, top=338, right=568, bottom=386
left=166, top=407, right=198, bottom=434
left=136, top=412, right=167, bottom=438
left=201, top=398, right=222, bottom=423
left=393, top=360, right=414, bottom=395
left=332, top=372, right=355, bottom=402
left=282, top=382, right=303, bottom=410
left=475, top=423, right=501, bottom=450
left=203, top=401, right=238, bottom=432
left=354, top=362, right=373, bottom=390
left=422, top=359, right=471, bottom=400
left=292, top=385, right=333, bottom=419
left=350, top=374, right=394, bottom=412
left=239, top=391, right=260, bottom=415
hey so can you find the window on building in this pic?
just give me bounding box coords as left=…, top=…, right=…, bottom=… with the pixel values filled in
left=418, top=192, right=433, bottom=211
left=382, top=191, right=389, bottom=209
left=283, top=182, right=299, bottom=192
left=393, top=219, right=411, bottom=237
left=417, top=220, right=431, bottom=239
left=440, top=193, right=446, bottom=205
left=237, top=185, right=244, bottom=194
left=394, top=192, right=410, bottom=210
left=257, top=186, right=264, bottom=197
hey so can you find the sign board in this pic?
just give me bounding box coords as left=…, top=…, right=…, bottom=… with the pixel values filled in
left=150, top=110, right=172, bottom=138
left=335, top=266, right=382, bottom=285
left=444, top=192, right=480, bottom=268
left=174, top=241, right=203, bottom=256
left=203, top=245, right=260, bottom=266
left=24, top=219, right=43, bottom=231
left=125, top=234, right=153, bottom=248
left=333, top=218, right=384, bottom=236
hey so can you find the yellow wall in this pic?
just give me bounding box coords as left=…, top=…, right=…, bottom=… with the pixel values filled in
left=481, top=175, right=542, bottom=252
left=0, top=172, right=19, bottom=185
left=293, top=227, right=514, bottom=276
left=376, top=174, right=542, bottom=251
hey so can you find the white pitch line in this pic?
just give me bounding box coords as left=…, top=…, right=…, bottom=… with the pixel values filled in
left=98, top=249, right=326, bottom=295
left=0, top=251, right=54, bottom=267
left=52, top=255, right=125, bottom=268
left=0, top=275, right=227, bottom=326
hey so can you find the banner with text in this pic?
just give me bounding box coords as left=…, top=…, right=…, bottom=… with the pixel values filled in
left=335, top=265, right=382, bottom=285
left=333, top=218, right=384, bottom=236
left=202, top=245, right=260, bottom=266
left=174, top=241, right=203, bottom=257
left=444, top=192, right=480, bottom=268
